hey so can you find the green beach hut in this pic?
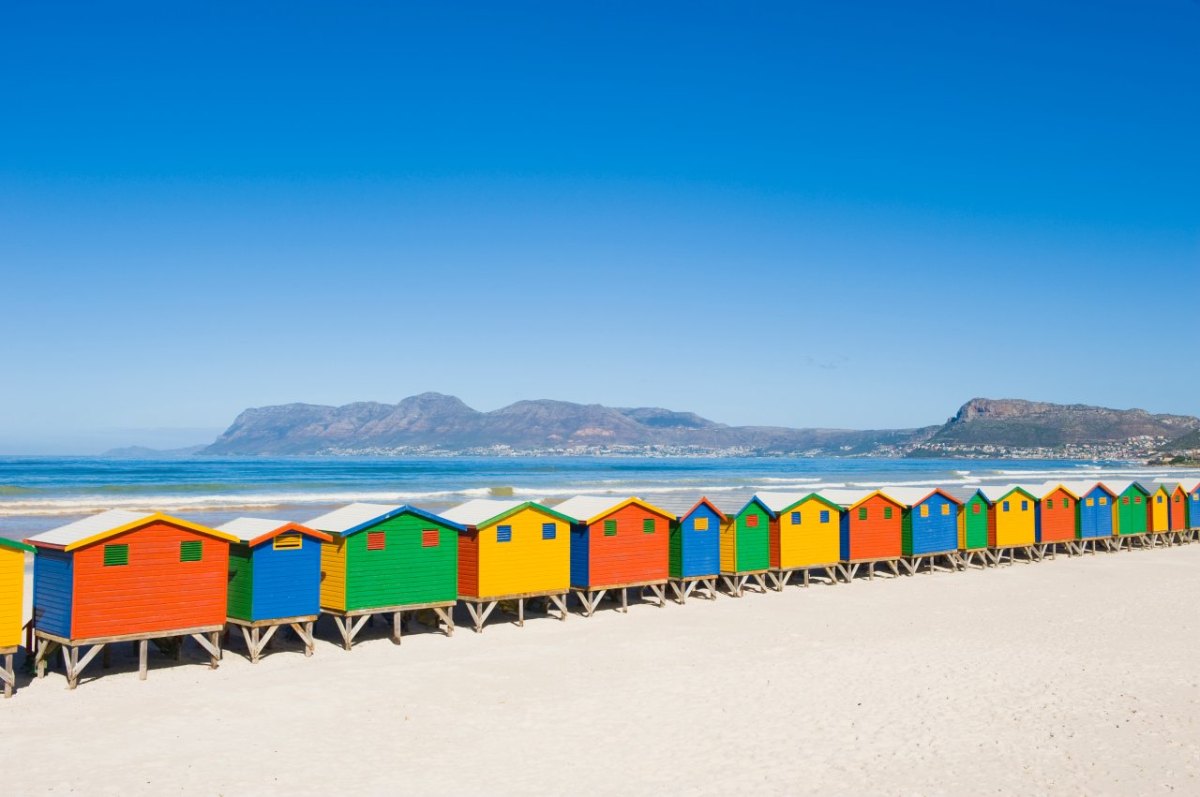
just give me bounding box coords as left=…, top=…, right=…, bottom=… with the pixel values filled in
left=306, top=502, right=465, bottom=650
left=959, top=490, right=990, bottom=566
left=1108, top=481, right=1150, bottom=549
left=720, top=497, right=772, bottom=596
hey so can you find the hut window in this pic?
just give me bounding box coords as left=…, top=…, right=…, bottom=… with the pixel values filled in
left=603, top=519, right=617, bottom=536
left=1062, top=498, right=1069, bottom=508
left=1086, top=498, right=1095, bottom=507
left=422, top=529, right=439, bottom=548
left=1021, top=501, right=1028, bottom=511
left=273, top=533, right=303, bottom=551
left=103, top=543, right=129, bottom=567
left=883, top=507, right=893, bottom=520
left=497, top=525, right=512, bottom=543
left=367, top=531, right=386, bottom=551
left=746, top=514, right=759, bottom=528
left=941, top=504, right=951, bottom=516
left=643, top=518, right=656, bottom=534
left=791, top=511, right=802, bottom=525
left=1156, top=495, right=1163, bottom=504
left=1173, top=495, right=1179, bottom=503
left=919, top=505, right=929, bottom=518
left=179, top=541, right=203, bottom=562
left=693, top=516, right=709, bottom=531
left=1044, top=500, right=1053, bottom=510
left=1122, top=497, right=1129, bottom=505
left=542, top=522, right=557, bottom=540
left=1134, top=496, right=1142, bottom=504
left=1099, top=497, right=1107, bottom=506
left=858, top=507, right=868, bottom=521
left=819, top=510, right=830, bottom=523
left=972, top=504, right=981, bottom=514
left=1002, top=501, right=1010, bottom=512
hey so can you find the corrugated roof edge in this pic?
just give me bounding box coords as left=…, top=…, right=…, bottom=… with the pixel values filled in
left=680, top=497, right=726, bottom=522
left=25, top=512, right=239, bottom=552
left=776, top=492, right=844, bottom=515
left=337, top=505, right=467, bottom=538
left=736, top=495, right=778, bottom=520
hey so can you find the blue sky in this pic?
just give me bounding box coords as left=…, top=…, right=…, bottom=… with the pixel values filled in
left=1, top=1, right=1197, bottom=453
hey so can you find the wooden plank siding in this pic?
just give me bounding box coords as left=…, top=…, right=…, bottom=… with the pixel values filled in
left=319, top=540, right=348, bottom=611
left=572, top=504, right=670, bottom=590
left=31, top=548, right=73, bottom=639
left=344, top=514, right=457, bottom=611
left=670, top=503, right=722, bottom=579
left=458, top=530, right=480, bottom=597
left=901, top=492, right=960, bottom=556
left=773, top=497, right=840, bottom=569
left=1149, top=488, right=1171, bottom=532
left=1114, top=485, right=1150, bottom=536
left=1078, top=487, right=1115, bottom=539
left=70, top=522, right=229, bottom=639
left=839, top=494, right=903, bottom=561
left=988, top=491, right=1037, bottom=548
left=1036, top=488, right=1078, bottom=543
left=476, top=508, right=569, bottom=599
left=726, top=501, right=770, bottom=573
left=0, top=546, right=26, bottom=648
left=1168, top=487, right=1188, bottom=530
left=226, top=544, right=255, bottom=621
left=960, top=494, right=989, bottom=550
left=250, top=535, right=322, bottom=621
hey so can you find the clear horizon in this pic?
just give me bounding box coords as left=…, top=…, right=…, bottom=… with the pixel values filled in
left=3, top=2, right=1197, bottom=454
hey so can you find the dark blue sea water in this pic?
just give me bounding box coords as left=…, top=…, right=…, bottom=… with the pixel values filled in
left=1, top=455, right=1194, bottom=539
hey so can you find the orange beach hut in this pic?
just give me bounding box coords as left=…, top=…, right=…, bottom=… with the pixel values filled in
left=26, top=510, right=236, bottom=688
left=554, top=496, right=674, bottom=616
left=822, top=488, right=905, bottom=580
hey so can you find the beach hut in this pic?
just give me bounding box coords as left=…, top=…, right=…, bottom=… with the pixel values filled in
left=1, top=537, right=34, bottom=698
left=553, top=496, right=674, bottom=616
left=667, top=498, right=723, bottom=602
left=822, top=489, right=905, bottom=580
left=888, top=487, right=962, bottom=573
left=719, top=496, right=775, bottom=596
left=441, top=499, right=574, bottom=631
left=1146, top=484, right=1175, bottom=545
left=1107, top=481, right=1151, bottom=550
left=978, top=485, right=1040, bottom=564
left=1159, top=482, right=1190, bottom=540
left=1034, top=482, right=1082, bottom=557
left=217, top=518, right=332, bottom=662
left=958, top=490, right=991, bottom=567
left=1062, top=481, right=1117, bottom=551
left=25, top=510, right=236, bottom=688
left=306, top=503, right=464, bottom=650
left=757, top=492, right=842, bottom=588
left=1188, top=481, right=1200, bottom=537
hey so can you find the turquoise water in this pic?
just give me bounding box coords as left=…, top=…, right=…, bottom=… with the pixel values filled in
left=1, top=455, right=1195, bottom=539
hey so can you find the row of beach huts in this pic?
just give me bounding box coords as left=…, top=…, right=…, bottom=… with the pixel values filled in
left=1, top=477, right=1198, bottom=696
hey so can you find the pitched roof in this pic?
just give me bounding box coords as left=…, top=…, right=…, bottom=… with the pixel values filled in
left=0, top=536, right=34, bottom=553
left=735, top=495, right=778, bottom=520
left=1035, top=481, right=1080, bottom=500
left=680, top=497, right=728, bottom=521
left=440, top=498, right=573, bottom=529
left=1103, top=480, right=1150, bottom=497
left=776, top=492, right=843, bottom=515
left=215, top=517, right=331, bottom=547
left=976, top=484, right=1039, bottom=503
left=753, top=491, right=808, bottom=514
left=1057, top=480, right=1113, bottom=498
left=551, top=496, right=674, bottom=525
left=26, top=509, right=237, bottom=551
left=305, top=502, right=465, bottom=536
left=819, top=488, right=881, bottom=509
left=885, top=486, right=963, bottom=507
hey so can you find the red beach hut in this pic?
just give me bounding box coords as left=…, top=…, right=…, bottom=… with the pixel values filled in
left=822, top=489, right=905, bottom=580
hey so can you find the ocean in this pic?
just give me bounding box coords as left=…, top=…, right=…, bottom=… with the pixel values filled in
left=2, top=455, right=1197, bottom=539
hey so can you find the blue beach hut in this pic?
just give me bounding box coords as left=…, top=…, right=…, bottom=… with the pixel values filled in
left=218, top=517, right=332, bottom=662
left=1065, top=481, right=1116, bottom=545
left=889, top=487, right=962, bottom=568
left=667, top=498, right=723, bottom=602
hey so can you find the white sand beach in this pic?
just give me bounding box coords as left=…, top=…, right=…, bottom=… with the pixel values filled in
left=5, top=547, right=1200, bottom=795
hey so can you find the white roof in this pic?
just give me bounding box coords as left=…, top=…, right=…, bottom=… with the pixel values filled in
left=1054, top=480, right=1103, bottom=497
left=216, top=517, right=290, bottom=541
left=976, top=484, right=1035, bottom=503
left=883, top=486, right=947, bottom=507
left=1102, top=480, right=1145, bottom=496
left=552, top=496, right=631, bottom=523
left=818, top=488, right=877, bottom=508
left=441, top=499, right=527, bottom=527
left=753, top=491, right=808, bottom=513
left=306, top=502, right=402, bottom=534
left=27, top=509, right=156, bottom=547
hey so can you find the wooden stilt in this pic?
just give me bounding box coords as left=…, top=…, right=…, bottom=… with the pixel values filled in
left=1, top=650, right=14, bottom=699
left=138, top=639, right=148, bottom=680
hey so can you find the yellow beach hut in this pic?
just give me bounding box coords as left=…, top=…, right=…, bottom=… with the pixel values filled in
left=979, top=485, right=1040, bottom=564
left=1147, top=483, right=1173, bottom=545
left=757, top=491, right=841, bottom=588
left=441, top=498, right=575, bottom=632
left=1, top=537, right=34, bottom=698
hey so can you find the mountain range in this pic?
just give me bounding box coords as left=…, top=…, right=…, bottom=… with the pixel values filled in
left=196, top=394, right=1200, bottom=460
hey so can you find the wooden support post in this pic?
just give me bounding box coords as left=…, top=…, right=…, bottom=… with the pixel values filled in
left=2, top=652, right=12, bottom=699
left=392, top=612, right=403, bottom=645
left=518, top=598, right=525, bottom=627
left=620, top=587, right=628, bottom=613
